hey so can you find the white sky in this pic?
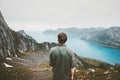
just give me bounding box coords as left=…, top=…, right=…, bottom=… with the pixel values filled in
left=0, top=0, right=120, bottom=31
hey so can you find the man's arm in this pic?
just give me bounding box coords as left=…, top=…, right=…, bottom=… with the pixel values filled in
left=49, top=49, right=54, bottom=66
left=50, top=66, right=53, bottom=72
left=71, top=67, right=76, bottom=80
left=49, top=48, right=54, bottom=72
left=71, top=52, right=76, bottom=80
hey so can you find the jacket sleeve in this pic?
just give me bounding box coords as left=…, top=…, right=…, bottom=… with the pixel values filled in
left=71, top=52, right=76, bottom=68
left=67, top=47, right=76, bottom=68
left=49, top=48, right=55, bottom=66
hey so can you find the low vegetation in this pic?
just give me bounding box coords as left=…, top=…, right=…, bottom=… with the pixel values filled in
left=0, top=63, right=120, bottom=80
left=0, top=67, right=32, bottom=80
left=74, top=66, right=120, bottom=80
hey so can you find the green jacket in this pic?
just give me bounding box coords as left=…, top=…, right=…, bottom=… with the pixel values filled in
left=49, top=44, right=75, bottom=80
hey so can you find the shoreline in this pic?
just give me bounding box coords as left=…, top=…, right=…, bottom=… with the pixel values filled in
left=82, top=39, right=120, bottom=50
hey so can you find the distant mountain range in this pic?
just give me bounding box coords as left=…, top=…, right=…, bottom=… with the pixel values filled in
left=43, top=27, right=105, bottom=37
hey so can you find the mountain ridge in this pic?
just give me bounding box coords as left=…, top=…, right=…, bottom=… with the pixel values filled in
left=82, top=27, right=120, bottom=49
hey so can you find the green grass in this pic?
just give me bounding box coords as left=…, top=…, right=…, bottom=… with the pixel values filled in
left=0, top=67, right=32, bottom=80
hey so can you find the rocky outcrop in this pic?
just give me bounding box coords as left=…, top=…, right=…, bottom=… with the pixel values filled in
left=83, top=27, right=120, bottom=49
left=17, top=30, right=39, bottom=52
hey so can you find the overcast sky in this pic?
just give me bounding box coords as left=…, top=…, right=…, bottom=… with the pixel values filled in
left=0, top=0, right=120, bottom=31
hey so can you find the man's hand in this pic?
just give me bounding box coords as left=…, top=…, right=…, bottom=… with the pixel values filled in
left=50, top=66, right=53, bottom=72
left=71, top=76, right=74, bottom=80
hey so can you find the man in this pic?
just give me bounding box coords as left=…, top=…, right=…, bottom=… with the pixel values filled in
left=49, top=32, right=76, bottom=80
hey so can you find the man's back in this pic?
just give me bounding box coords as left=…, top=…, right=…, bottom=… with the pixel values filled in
left=50, top=45, right=74, bottom=80
left=49, top=32, right=75, bottom=80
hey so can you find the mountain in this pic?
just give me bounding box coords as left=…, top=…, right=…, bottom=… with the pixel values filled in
left=82, top=27, right=120, bottom=49
left=43, top=27, right=105, bottom=37
left=0, top=12, right=112, bottom=68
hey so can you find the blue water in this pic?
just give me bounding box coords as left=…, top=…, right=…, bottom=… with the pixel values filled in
left=27, top=32, right=120, bottom=65
left=67, top=38, right=120, bottom=65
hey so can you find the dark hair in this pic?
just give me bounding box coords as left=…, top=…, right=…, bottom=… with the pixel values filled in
left=58, top=32, right=67, bottom=44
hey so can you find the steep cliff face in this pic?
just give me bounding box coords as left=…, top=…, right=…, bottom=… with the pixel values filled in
left=83, top=27, right=120, bottom=49
left=0, top=12, right=51, bottom=65
left=0, top=12, right=17, bottom=61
